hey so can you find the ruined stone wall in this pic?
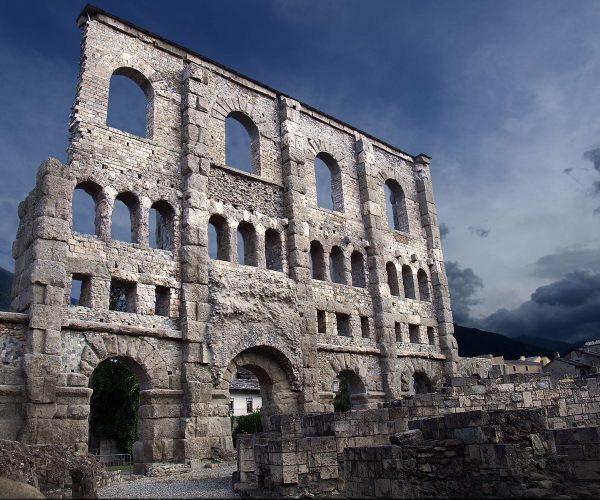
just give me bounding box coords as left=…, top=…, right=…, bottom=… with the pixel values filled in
left=7, top=4, right=456, bottom=467
left=0, top=313, right=27, bottom=440
left=390, top=374, right=600, bottom=429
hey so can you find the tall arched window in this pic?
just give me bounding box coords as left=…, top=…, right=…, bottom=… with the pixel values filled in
left=107, top=67, right=154, bottom=138
left=72, top=181, right=101, bottom=235
left=350, top=251, right=366, bottom=288
left=309, top=241, right=326, bottom=281
left=329, top=246, right=345, bottom=284
left=149, top=200, right=175, bottom=250
left=265, top=229, right=283, bottom=272
left=112, top=192, right=140, bottom=243
left=225, top=111, right=260, bottom=174
left=208, top=215, right=230, bottom=261
left=384, top=179, right=409, bottom=232
left=402, top=265, right=416, bottom=299
left=314, top=153, right=343, bottom=212
left=237, top=222, right=258, bottom=267
left=386, top=262, right=400, bottom=296
left=417, top=269, right=430, bottom=302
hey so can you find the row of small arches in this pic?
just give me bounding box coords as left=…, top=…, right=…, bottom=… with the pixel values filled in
left=208, top=215, right=284, bottom=271
left=72, top=182, right=175, bottom=250
left=107, top=69, right=410, bottom=233
left=387, top=262, right=430, bottom=302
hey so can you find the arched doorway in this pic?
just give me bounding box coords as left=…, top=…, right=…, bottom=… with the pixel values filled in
left=332, top=370, right=369, bottom=411
left=221, top=346, right=300, bottom=432
left=88, top=357, right=143, bottom=464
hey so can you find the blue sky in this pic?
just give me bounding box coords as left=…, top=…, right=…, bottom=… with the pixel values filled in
left=2, top=0, right=600, bottom=343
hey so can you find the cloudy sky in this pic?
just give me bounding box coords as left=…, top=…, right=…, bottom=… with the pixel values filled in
left=1, top=0, right=600, bottom=344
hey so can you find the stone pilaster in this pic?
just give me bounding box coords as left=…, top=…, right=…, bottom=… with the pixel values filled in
left=414, top=155, right=459, bottom=371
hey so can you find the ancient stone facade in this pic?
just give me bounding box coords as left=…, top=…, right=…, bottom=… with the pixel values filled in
left=0, top=5, right=458, bottom=468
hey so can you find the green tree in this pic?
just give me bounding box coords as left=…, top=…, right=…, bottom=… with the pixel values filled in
left=333, top=378, right=351, bottom=412
left=89, top=358, right=139, bottom=454
left=230, top=410, right=262, bottom=447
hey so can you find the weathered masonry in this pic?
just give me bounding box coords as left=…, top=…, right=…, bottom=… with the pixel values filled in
left=0, top=5, right=458, bottom=468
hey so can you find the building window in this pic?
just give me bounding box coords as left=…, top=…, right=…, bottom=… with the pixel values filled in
left=317, top=310, right=327, bottom=334
left=360, top=316, right=370, bottom=338
left=336, top=313, right=351, bottom=337
left=329, top=246, right=346, bottom=284
left=310, top=241, right=326, bottom=280
left=109, top=280, right=136, bottom=313
left=384, top=179, right=409, bottom=232
left=150, top=200, right=175, bottom=250
left=229, top=399, right=234, bottom=415
left=70, top=274, right=91, bottom=307
left=246, top=397, right=253, bottom=414
left=155, top=286, right=170, bottom=317
left=386, top=262, right=400, bottom=296
left=208, top=214, right=230, bottom=261
left=225, top=111, right=260, bottom=174
left=112, top=192, right=140, bottom=244
left=314, top=152, right=344, bottom=212
left=237, top=222, right=258, bottom=267
left=409, top=324, right=420, bottom=343
left=72, top=181, right=101, bottom=236
left=402, top=265, right=416, bottom=299
left=351, top=251, right=366, bottom=288
left=265, top=228, right=283, bottom=271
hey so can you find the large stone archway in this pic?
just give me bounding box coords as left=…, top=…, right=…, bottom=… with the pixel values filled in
left=219, top=346, right=301, bottom=430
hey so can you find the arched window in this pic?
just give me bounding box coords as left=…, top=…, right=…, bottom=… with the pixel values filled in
left=72, top=181, right=101, bottom=235
left=386, top=262, right=400, bottom=296
left=237, top=222, right=257, bottom=267
left=149, top=200, right=175, bottom=250
left=107, top=67, right=154, bottom=138
left=265, top=229, right=283, bottom=272
left=112, top=192, right=140, bottom=243
left=402, top=265, right=416, bottom=299
left=329, top=246, right=345, bottom=284
left=384, top=179, right=409, bottom=232
left=225, top=111, right=260, bottom=174
left=208, top=215, right=230, bottom=261
left=350, top=251, right=366, bottom=288
left=417, top=269, right=430, bottom=302
left=314, top=153, right=343, bottom=212
left=309, top=241, right=326, bottom=281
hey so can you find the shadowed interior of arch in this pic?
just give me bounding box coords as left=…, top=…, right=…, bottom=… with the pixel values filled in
left=88, top=358, right=141, bottom=457
left=332, top=369, right=368, bottom=411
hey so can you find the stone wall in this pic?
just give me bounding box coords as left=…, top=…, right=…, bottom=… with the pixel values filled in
left=6, top=3, right=457, bottom=468
left=388, top=373, right=600, bottom=429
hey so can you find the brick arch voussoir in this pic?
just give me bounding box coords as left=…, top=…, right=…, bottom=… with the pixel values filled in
left=97, top=52, right=157, bottom=90
left=211, top=96, right=268, bottom=130
left=80, top=333, right=169, bottom=389
left=306, top=139, right=346, bottom=166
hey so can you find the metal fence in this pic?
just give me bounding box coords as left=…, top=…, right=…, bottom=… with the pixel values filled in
left=95, top=453, right=133, bottom=467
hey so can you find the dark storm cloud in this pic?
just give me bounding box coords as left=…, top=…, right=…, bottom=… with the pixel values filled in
left=480, top=270, right=600, bottom=344
left=445, top=261, right=484, bottom=324
left=530, top=248, right=600, bottom=279
left=439, top=223, right=449, bottom=239
left=582, top=148, right=600, bottom=213
left=468, top=226, right=490, bottom=238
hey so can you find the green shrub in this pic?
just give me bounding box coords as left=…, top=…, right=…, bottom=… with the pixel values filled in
left=231, top=410, right=263, bottom=446
left=333, top=378, right=351, bottom=412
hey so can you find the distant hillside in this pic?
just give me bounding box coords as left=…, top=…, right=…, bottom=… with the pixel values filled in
left=514, top=336, right=572, bottom=355
left=453, top=324, right=555, bottom=359
left=0, top=267, right=12, bottom=311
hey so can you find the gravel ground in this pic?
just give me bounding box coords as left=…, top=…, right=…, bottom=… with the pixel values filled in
left=98, top=463, right=240, bottom=499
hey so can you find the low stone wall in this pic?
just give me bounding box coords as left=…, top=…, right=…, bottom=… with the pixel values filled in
left=235, top=409, right=408, bottom=496
left=341, top=408, right=594, bottom=498
left=388, top=374, right=600, bottom=429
